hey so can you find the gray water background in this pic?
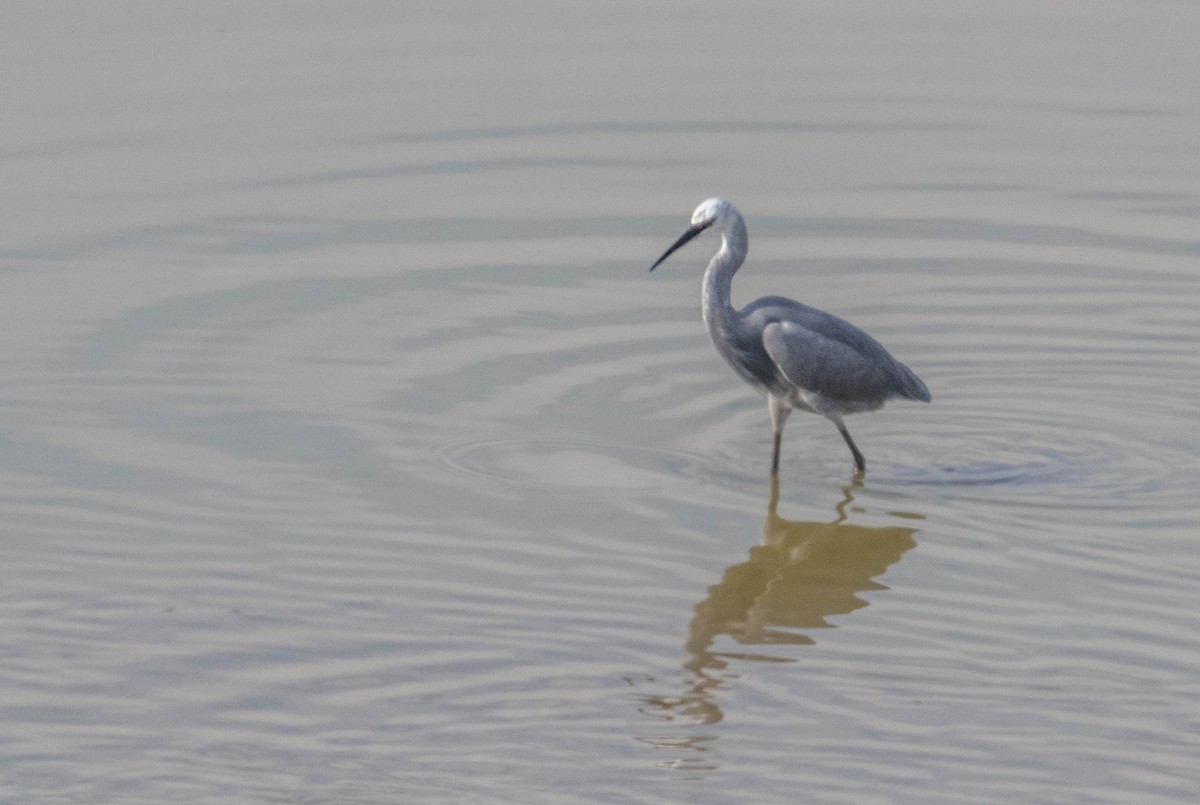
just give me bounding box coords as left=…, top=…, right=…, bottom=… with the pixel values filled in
left=3, top=3, right=1200, bottom=803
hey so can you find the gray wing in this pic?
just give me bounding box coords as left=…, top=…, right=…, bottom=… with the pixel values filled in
left=762, top=319, right=930, bottom=404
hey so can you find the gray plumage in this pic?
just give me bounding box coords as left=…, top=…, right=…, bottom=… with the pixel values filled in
left=650, top=198, right=930, bottom=475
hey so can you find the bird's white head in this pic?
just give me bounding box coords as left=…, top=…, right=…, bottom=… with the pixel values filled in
left=691, top=197, right=737, bottom=230
left=650, top=197, right=743, bottom=272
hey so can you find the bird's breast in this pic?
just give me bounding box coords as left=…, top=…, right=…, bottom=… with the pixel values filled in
left=705, top=314, right=787, bottom=396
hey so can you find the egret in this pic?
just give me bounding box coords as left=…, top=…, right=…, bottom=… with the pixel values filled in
left=651, top=198, right=930, bottom=476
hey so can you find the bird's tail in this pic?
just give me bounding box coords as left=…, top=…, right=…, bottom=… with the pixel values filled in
left=895, top=362, right=931, bottom=403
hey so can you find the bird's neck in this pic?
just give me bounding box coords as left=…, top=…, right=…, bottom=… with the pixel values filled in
left=701, top=223, right=748, bottom=333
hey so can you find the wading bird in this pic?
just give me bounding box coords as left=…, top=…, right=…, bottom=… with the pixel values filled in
left=650, top=198, right=930, bottom=476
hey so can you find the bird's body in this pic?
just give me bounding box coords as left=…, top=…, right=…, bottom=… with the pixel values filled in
left=651, top=198, right=929, bottom=475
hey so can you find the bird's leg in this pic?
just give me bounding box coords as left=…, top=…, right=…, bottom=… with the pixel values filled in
left=768, top=396, right=791, bottom=476
left=768, top=472, right=781, bottom=514
left=835, top=420, right=866, bottom=475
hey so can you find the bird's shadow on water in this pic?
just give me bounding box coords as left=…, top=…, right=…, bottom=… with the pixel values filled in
left=630, top=476, right=918, bottom=752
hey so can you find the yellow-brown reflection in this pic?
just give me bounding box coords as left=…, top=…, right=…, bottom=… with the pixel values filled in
left=645, top=477, right=917, bottom=725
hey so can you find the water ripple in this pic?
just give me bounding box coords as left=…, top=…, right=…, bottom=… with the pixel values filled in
left=441, top=438, right=707, bottom=492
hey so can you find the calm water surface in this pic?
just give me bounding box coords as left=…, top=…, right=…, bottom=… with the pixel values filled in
left=3, top=3, right=1200, bottom=803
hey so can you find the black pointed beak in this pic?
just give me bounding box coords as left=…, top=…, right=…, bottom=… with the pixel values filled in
left=650, top=222, right=710, bottom=272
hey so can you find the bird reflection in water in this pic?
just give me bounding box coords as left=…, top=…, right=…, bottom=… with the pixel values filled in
left=637, top=477, right=917, bottom=729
